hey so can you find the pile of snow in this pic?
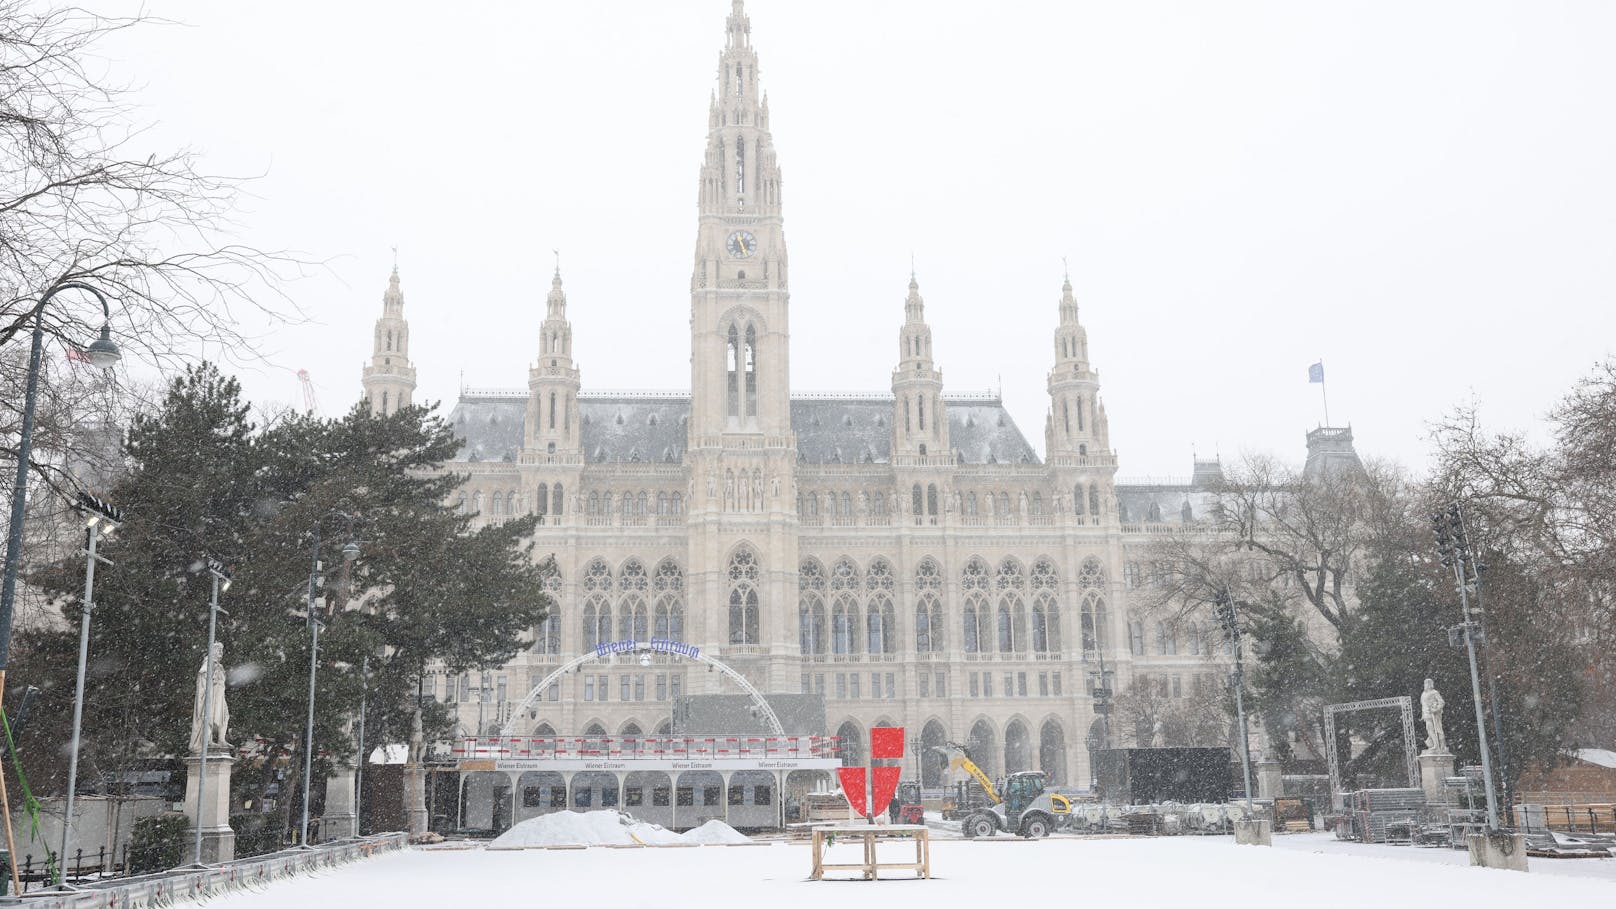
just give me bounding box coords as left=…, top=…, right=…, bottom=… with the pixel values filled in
left=682, top=819, right=752, bottom=844
left=489, top=811, right=749, bottom=848
left=1574, top=748, right=1616, bottom=769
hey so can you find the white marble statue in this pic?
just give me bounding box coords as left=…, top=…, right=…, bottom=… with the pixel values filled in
left=189, top=641, right=230, bottom=753
left=1420, top=678, right=1448, bottom=754
left=408, top=708, right=425, bottom=765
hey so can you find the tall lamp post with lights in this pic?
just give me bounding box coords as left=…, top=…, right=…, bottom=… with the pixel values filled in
left=54, top=493, right=122, bottom=887
left=1215, top=589, right=1255, bottom=811
left=0, top=281, right=121, bottom=891
left=1431, top=502, right=1501, bottom=830
left=299, top=513, right=359, bottom=847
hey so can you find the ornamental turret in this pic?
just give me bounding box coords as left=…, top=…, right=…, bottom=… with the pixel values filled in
left=524, top=267, right=582, bottom=458
left=361, top=266, right=417, bottom=415
left=891, top=274, right=948, bottom=460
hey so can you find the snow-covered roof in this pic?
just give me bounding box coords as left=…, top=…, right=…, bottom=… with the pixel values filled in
left=1574, top=748, right=1616, bottom=769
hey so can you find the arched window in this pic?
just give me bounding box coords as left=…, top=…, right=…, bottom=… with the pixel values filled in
left=534, top=566, right=563, bottom=654
left=1031, top=558, right=1060, bottom=653
left=727, top=547, right=760, bottom=644
left=866, top=559, right=895, bottom=655
left=586, top=491, right=599, bottom=515
left=582, top=558, right=613, bottom=648
left=726, top=324, right=740, bottom=418
left=918, top=395, right=926, bottom=431
left=997, top=559, right=1027, bottom=653
left=549, top=391, right=557, bottom=429
left=1089, top=485, right=1101, bottom=516
left=840, top=491, right=852, bottom=517
left=618, top=559, right=649, bottom=640
left=915, top=558, right=943, bottom=653
left=965, top=492, right=978, bottom=516
left=830, top=558, right=860, bottom=656
left=1079, top=557, right=1107, bottom=658
left=798, top=559, right=827, bottom=656
left=744, top=324, right=757, bottom=417
left=911, top=484, right=923, bottom=516
left=926, top=484, right=938, bottom=517
left=536, top=483, right=549, bottom=518
left=998, top=492, right=1011, bottom=516
left=961, top=558, right=991, bottom=653
left=653, top=560, right=685, bottom=642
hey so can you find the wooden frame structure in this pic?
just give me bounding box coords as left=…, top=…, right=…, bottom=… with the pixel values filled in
left=809, top=825, right=930, bottom=881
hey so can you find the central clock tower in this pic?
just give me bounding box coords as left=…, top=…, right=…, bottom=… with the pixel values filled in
left=689, top=0, right=789, bottom=442
left=686, top=1, right=796, bottom=690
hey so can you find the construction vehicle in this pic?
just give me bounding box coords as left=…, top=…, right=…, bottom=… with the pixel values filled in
left=892, top=780, right=925, bottom=825
left=936, top=741, right=1072, bottom=838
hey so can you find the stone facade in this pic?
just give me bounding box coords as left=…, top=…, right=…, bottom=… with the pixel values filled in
left=362, top=0, right=1246, bottom=791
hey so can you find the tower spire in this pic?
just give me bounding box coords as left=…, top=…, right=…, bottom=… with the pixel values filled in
left=526, top=261, right=581, bottom=459
left=892, top=274, right=947, bottom=460
left=362, top=264, right=416, bottom=415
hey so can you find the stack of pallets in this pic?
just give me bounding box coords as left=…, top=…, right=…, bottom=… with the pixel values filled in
left=1348, top=788, right=1426, bottom=843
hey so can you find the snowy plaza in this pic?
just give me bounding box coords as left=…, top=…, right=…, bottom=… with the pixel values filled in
left=205, top=834, right=1615, bottom=908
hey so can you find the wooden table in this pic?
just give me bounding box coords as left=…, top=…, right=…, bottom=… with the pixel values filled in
left=809, top=824, right=931, bottom=881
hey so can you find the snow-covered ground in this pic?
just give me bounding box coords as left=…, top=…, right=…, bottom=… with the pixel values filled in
left=207, top=833, right=1613, bottom=908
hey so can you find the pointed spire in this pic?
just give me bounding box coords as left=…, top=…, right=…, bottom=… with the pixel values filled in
left=546, top=263, right=567, bottom=319
left=905, top=271, right=925, bottom=323
left=726, top=0, right=750, bottom=49
left=1058, top=271, right=1078, bottom=325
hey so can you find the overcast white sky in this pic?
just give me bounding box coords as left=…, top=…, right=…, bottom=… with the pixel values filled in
left=94, top=0, right=1616, bottom=479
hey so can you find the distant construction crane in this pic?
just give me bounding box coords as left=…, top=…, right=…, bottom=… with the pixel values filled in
left=297, top=368, right=320, bottom=414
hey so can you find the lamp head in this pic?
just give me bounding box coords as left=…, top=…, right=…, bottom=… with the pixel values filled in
left=341, top=540, right=360, bottom=562
left=84, top=323, right=121, bottom=368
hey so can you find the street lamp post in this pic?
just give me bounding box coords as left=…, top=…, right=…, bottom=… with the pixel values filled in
left=1432, top=503, right=1502, bottom=830
left=0, top=281, right=121, bottom=892
left=1216, top=590, right=1255, bottom=811
left=192, top=558, right=231, bottom=864
left=298, top=513, right=359, bottom=847
left=55, top=494, right=121, bottom=887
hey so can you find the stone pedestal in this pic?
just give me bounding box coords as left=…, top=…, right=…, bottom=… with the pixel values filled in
left=181, top=753, right=236, bottom=864
left=320, top=766, right=358, bottom=841
left=404, top=765, right=429, bottom=838
left=1233, top=818, right=1272, bottom=846
left=1468, top=831, right=1528, bottom=871
left=1418, top=751, right=1456, bottom=804
left=1255, top=760, right=1284, bottom=801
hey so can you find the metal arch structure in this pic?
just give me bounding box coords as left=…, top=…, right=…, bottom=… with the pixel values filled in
left=1322, top=695, right=1418, bottom=807
left=500, top=641, right=785, bottom=737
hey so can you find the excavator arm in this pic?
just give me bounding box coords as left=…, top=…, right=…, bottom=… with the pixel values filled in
left=938, top=741, right=1000, bottom=804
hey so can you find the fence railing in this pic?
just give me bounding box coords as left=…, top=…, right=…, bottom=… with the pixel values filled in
left=454, top=734, right=839, bottom=761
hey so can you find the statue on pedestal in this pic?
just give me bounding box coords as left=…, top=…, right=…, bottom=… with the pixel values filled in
left=408, top=708, right=425, bottom=764
left=1420, top=678, right=1448, bottom=754
left=189, top=642, right=230, bottom=754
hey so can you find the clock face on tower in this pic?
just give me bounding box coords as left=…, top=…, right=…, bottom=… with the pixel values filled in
left=726, top=230, right=758, bottom=258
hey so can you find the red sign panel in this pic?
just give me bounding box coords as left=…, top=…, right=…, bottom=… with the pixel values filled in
left=870, top=727, right=905, bottom=760
left=837, top=767, right=868, bottom=816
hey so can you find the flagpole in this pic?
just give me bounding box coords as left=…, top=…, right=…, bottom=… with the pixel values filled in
left=1317, top=359, right=1331, bottom=426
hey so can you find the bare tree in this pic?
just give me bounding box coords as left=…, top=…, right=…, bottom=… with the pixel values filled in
left=2, top=4, right=305, bottom=595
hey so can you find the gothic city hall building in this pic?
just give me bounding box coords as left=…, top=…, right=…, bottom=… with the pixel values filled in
left=361, top=2, right=1245, bottom=797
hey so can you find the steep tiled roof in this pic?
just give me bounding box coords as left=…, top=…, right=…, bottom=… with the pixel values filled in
left=445, top=393, right=1039, bottom=465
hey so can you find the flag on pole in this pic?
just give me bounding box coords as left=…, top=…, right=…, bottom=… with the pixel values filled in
left=1308, top=361, right=1324, bottom=384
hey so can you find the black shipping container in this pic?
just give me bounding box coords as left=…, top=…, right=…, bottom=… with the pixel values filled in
left=1096, top=747, right=1235, bottom=805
